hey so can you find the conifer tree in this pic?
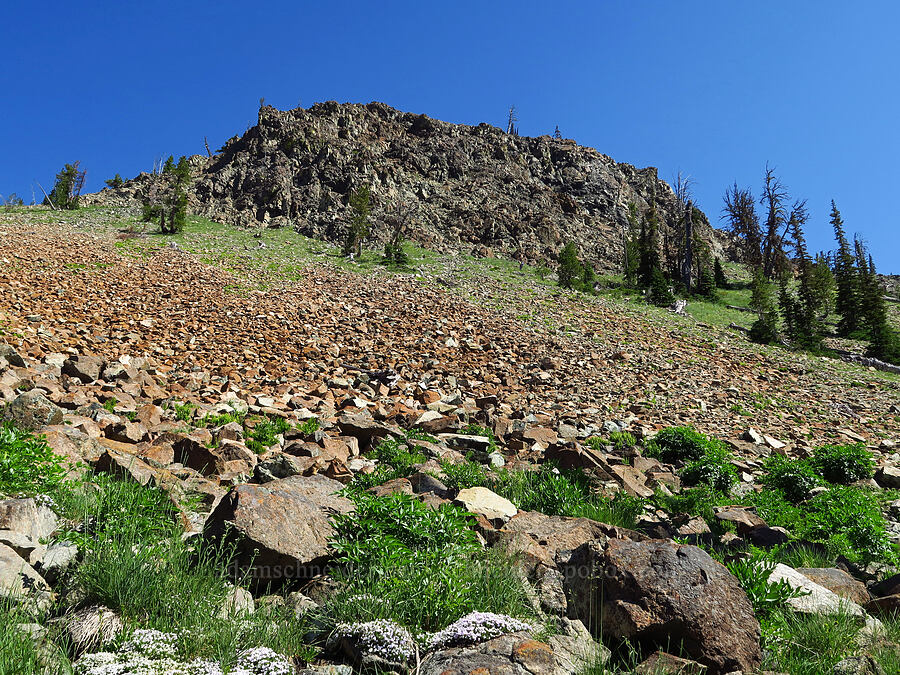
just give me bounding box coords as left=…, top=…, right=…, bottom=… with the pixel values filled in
left=696, top=266, right=717, bottom=299
left=558, top=242, right=584, bottom=290
left=778, top=203, right=822, bottom=349
left=856, top=243, right=900, bottom=364
left=637, top=200, right=661, bottom=288
left=713, top=257, right=728, bottom=289
left=749, top=269, right=779, bottom=344
left=830, top=201, right=861, bottom=335
left=343, top=185, right=371, bottom=258
left=649, top=266, right=674, bottom=307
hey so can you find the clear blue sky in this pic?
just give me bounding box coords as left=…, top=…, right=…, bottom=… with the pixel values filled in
left=3, top=2, right=898, bottom=271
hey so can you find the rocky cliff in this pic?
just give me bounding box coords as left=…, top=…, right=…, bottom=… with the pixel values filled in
left=95, top=101, right=726, bottom=270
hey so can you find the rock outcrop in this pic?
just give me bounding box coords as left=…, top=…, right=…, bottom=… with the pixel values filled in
left=90, top=101, right=726, bottom=271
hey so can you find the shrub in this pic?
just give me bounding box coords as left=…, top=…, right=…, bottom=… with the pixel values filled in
left=491, top=465, right=593, bottom=517
left=760, top=456, right=823, bottom=503
left=655, top=484, right=725, bottom=523
left=680, top=445, right=738, bottom=493
left=645, top=426, right=721, bottom=463
left=809, top=442, right=874, bottom=485
left=0, top=422, right=71, bottom=499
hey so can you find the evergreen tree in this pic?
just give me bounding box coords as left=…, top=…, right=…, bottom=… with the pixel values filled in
left=162, top=155, right=176, bottom=174
left=713, top=257, right=728, bottom=288
left=779, top=204, right=822, bottom=349
left=104, top=174, right=125, bottom=189
left=856, top=244, right=900, bottom=364
left=649, top=266, right=674, bottom=307
left=696, top=266, right=717, bottom=299
left=557, top=242, right=584, bottom=290
left=637, top=200, right=661, bottom=288
left=160, top=156, right=191, bottom=234
left=343, top=185, right=371, bottom=258
left=722, top=183, right=762, bottom=270
left=47, top=162, right=86, bottom=210
left=749, top=269, right=779, bottom=343
left=810, top=252, right=836, bottom=318
left=830, top=201, right=861, bottom=335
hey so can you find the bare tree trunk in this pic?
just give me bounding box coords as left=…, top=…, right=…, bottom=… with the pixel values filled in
left=681, top=201, right=693, bottom=292
left=35, top=181, right=57, bottom=211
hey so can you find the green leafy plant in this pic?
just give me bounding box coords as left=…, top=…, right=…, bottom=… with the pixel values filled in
left=439, top=459, right=490, bottom=491
left=459, top=423, right=499, bottom=453
left=608, top=431, right=636, bottom=452
left=172, top=401, right=196, bottom=423
left=328, top=492, right=534, bottom=634
left=726, top=557, right=808, bottom=619
left=297, top=417, right=321, bottom=435
left=809, top=442, right=874, bottom=485
left=645, top=426, right=722, bottom=463
left=351, top=437, right=427, bottom=489
left=760, top=455, right=823, bottom=503
left=246, top=415, right=291, bottom=453
left=0, top=422, right=71, bottom=499
left=680, top=444, right=738, bottom=493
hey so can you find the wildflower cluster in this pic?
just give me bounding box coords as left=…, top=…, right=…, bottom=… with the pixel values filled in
left=334, top=619, right=415, bottom=664
left=427, top=612, right=533, bottom=650
left=74, top=629, right=293, bottom=675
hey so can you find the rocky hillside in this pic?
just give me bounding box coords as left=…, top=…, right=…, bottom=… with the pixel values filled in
left=90, top=101, right=727, bottom=270
left=3, top=209, right=900, bottom=674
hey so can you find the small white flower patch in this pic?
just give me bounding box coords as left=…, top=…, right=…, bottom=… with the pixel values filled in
left=334, top=619, right=415, bottom=664
left=427, top=612, right=533, bottom=651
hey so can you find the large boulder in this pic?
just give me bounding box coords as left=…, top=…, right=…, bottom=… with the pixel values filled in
left=202, top=474, right=353, bottom=584
left=562, top=539, right=761, bottom=675
left=1, top=391, right=64, bottom=430
left=768, top=564, right=867, bottom=618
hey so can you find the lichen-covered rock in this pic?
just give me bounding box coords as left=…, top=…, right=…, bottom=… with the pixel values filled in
left=202, top=474, right=353, bottom=584
left=421, top=632, right=578, bottom=675
left=1, top=391, right=64, bottom=430
left=563, top=539, right=761, bottom=675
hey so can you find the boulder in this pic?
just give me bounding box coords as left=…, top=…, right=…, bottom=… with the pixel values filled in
left=875, top=466, right=900, bottom=489
left=62, top=355, right=105, bottom=384
left=796, top=567, right=870, bottom=605
left=0, top=344, right=26, bottom=367
left=767, top=564, right=867, bottom=618
left=496, top=510, right=643, bottom=572
left=563, top=539, right=761, bottom=674
left=203, top=474, right=353, bottom=584
left=634, top=651, right=707, bottom=674
left=0, top=498, right=58, bottom=543
left=420, top=632, right=578, bottom=675
left=455, top=487, right=517, bottom=526
left=0, top=543, right=51, bottom=611
left=1, top=391, right=64, bottom=430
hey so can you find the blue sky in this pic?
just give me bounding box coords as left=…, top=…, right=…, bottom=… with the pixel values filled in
left=2, top=2, right=898, bottom=271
